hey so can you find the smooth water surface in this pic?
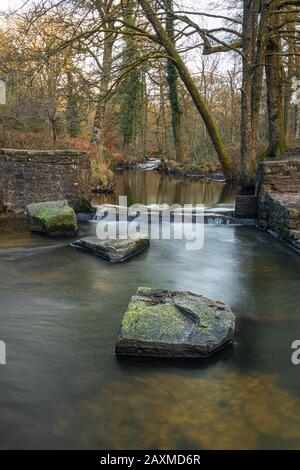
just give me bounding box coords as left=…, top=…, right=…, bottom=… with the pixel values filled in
left=0, top=175, right=300, bottom=449
left=92, top=170, right=236, bottom=210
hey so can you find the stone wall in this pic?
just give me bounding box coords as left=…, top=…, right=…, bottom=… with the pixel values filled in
left=0, top=149, right=91, bottom=212
left=256, top=159, right=300, bottom=195
left=256, top=159, right=300, bottom=252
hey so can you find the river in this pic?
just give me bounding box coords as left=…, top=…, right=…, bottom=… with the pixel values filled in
left=0, top=170, right=300, bottom=449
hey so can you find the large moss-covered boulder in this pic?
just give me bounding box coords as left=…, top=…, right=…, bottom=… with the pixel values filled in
left=71, top=236, right=149, bottom=263
left=26, top=200, right=77, bottom=237
left=116, top=287, right=235, bottom=358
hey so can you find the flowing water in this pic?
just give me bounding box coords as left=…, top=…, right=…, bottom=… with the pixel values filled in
left=0, top=171, right=300, bottom=450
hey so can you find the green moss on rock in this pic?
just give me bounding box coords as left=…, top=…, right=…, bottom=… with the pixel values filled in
left=71, top=236, right=149, bottom=263
left=26, top=200, right=77, bottom=237
left=116, top=287, right=235, bottom=358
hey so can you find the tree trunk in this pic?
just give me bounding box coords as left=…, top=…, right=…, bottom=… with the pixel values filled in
left=240, top=0, right=271, bottom=184
left=50, top=118, right=57, bottom=144
left=66, top=72, right=80, bottom=138
left=297, top=106, right=300, bottom=140
left=119, top=2, right=142, bottom=159
left=265, top=24, right=286, bottom=158
left=93, top=24, right=115, bottom=154
left=165, top=0, right=185, bottom=162
left=240, top=0, right=257, bottom=184
left=137, top=0, right=234, bottom=179
left=251, top=0, right=269, bottom=143
left=228, top=70, right=236, bottom=145
left=284, top=24, right=297, bottom=139
left=159, top=66, right=168, bottom=160
left=141, top=70, right=148, bottom=157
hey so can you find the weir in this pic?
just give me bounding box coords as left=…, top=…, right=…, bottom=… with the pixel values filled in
left=92, top=204, right=255, bottom=226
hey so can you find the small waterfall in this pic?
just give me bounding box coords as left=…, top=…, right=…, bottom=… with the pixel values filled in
left=135, top=158, right=161, bottom=171
left=205, top=216, right=231, bottom=225
left=91, top=205, right=255, bottom=226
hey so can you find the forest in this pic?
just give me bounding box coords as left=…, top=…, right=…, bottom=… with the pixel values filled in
left=0, top=0, right=299, bottom=188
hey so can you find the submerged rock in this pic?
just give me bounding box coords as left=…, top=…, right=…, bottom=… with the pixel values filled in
left=115, top=287, right=235, bottom=358
left=26, top=200, right=77, bottom=236
left=71, top=236, right=149, bottom=263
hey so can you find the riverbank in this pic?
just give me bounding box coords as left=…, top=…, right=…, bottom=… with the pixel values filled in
left=156, top=160, right=225, bottom=182
left=0, top=213, right=29, bottom=238
left=108, top=158, right=225, bottom=184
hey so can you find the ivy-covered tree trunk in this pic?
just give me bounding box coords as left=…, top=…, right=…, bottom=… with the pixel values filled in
left=138, top=0, right=234, bottom=179
left=141, top=70, right=148, bottom=157
left=66, top=72, right=80, bottom=138
left=165, top=0, right=184, bottom=162
left=240, top=0, right=272, bottom=184
left=294, top=105, right=300, bottom=140
left=119, top=2, right=142, bottom=158
left=265, top=13, right=286, bottom=158
left=93, top=23, right=115, bottom=155
left=251, top=0, right=269, bottom=146
left=283, top=35, right=297, bottom=139
left=240, top=0, right=258, bottom=185
left=158, top=66, right=168, bottom=160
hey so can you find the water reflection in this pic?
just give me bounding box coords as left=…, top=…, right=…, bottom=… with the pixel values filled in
left=54, top=371, right=300, bottom=450
left=93, top=170, right=236, bottom=209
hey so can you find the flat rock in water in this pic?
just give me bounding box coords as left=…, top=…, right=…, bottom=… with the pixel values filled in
left=26, top=200, right=77, bottom=237
left=71, top=236, right=149, bottom=263
left=115, top=287, right=235, bottom=358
